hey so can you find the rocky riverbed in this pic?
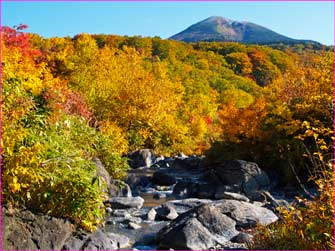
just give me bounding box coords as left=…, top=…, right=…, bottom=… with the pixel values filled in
left=3, top=149, right=302, bottom=250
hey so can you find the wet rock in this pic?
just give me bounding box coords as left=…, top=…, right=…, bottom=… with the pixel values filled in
left=126, top=174, right=150, bottom=190
left=157, top=204, right=239, bottom=250
left=147, top=208, right=157, bottom=221
left=152, top=170, right=176, bottom=186
left=213, top=199, right=278, bottom=227
left=163, top=198, right=212, bottom=214
left=155, top=204, right=179, bottom=221
left=196, top=183, right=217, bottom=199
left=127, top=149, right=156, bottom=168
left=128, top=222, right=142, bottom=230
left=216, top=192, right=250, bottom=202
left=109, top=180, right=132, bottom=198
left=124, top=217, right=142, bottom=224
left=106, top=196, right=144, bottom=209
left=173, top=180, right=197, bottom=198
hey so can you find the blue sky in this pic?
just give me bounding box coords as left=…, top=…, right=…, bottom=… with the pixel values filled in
left=2, top=1, right=334, bottom=45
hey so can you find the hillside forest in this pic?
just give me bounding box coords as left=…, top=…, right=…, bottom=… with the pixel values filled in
left=2, top=25, right=334, bottom=249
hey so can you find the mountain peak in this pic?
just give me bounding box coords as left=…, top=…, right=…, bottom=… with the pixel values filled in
left=170, top=16, right=319, bottom=45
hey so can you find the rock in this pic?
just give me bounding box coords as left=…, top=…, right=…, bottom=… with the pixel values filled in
left=177, top=152, right=188, bottom=159
left=107, top=232, right=130, bottom=249
left=147, top=208, right=157, bottom=221
left=152, top=170, right=176, bottom=186
left=157, top=204, right=239, bottom=250
left=128, top=149, right=156, bottom=168
left=196, top=183, right=217, bottom=199
left=153, top=192, right=167, bottom=200
left=92, top=157, right=111, bottom=193
left=173, top=180, right=197, bottom=198
left=63, top=229, right=130, bottom=250
left=155, top=204, right=179, bottom=221
left=163, top=198, right=212, bottom=214
left=206, top=160, right=270, bottom=194
left=214, top=199, right=278, bottom=227
left=2, top=207, right=74, bottom=250
left=105, top=207, right=113, bottom=214
left=216, top=192, right=250, bottom=202
left=128, top=222, right=142, bottom=230
left=214, top=185, right=241, bottom=199
left=124, top=217, right=142, bottom=224
left=231, top=232, right=253, bottom=244
left=126, top=174, right=150, bottom=189
left=246, top=191, right=267, bottom=202
left=210, top=241, right=248, bottom=250
left=109, top=180, right=132, bottom=198
left=106, top=196, right=144, bottom=209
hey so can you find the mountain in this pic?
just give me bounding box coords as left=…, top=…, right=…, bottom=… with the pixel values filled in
left=170, top=16, right=319, bottom=45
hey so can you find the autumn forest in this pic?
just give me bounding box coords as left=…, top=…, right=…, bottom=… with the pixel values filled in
left=2, top=25, right=334, bottom=249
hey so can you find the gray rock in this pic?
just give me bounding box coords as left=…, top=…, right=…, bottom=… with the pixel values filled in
left=163, top=198, right=212, bottom=214
left=128, top=222, right=142, bottom=230
left=106, top=196, right=144, bottom=209
left=147, top=208, right=157, bottom=221
left=124, top=217, right=142, bottom=224
left=155, top=204, right=179, bottom=221
left=82, top=229, right=118, bottom=250
left=216, top=192, right=250, bottom=202
left=92, top=157, right=111, bottom=193
left=214, top=199, right=278, bottom=227
left=157, top=204, right=239, bottom=250
left=152, top=170, right=176, bottom=186
left=206, top=160, right=270, bottom=194
left=231, top=232, right=253, bottom=244
left=2, top=207, right=74, bottom=250
left=107, top=232, right=130, bottom=249
left=210, top=241, right=248, bottom=250
left=128, top=149, right=156, bottom=168
left=196, top=183, right=217, bottom=199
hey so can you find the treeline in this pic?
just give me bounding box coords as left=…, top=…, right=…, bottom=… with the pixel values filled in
left=2, top=26, right=333, bottom=238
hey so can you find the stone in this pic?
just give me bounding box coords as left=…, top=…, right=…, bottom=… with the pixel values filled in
left=128, top=222, right=142, bottom=230
left=216, top=192, right=250, bottom=202
left=106, top=196, right=144, bottom=209
left=206, top=160, right=270, bottom=194
left=196, top=183, right=217, bottom=199
left=152, top=170, right=176, bottom=186
left=155, top=204, right=179, bottom=221
left=231, top=232, right=253, bottom=244
left=107, top=232, right=130, bottom=249
left=127, top=149, right=156, bottom=168
left=214, top=199, right=278, bottom=227
left=157, top=204, right=239, bottom=250
left=163, top=198, right=212, bottom=214
left=108, top=180, right=132, bottom=198
left=92, top=157, right=111, bottom=194
left=173, top=180, right=197, bottom=198
left=147, top=208, right=157, bottom=221
left=2, top=207, right=74, bottom=250
left=126, top=174, right=150, bottom=189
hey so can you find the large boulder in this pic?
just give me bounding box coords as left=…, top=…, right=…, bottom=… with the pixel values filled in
left=127, top=149, right=156, bottom=168
left=157, top=204, right=239, bottom=250
left=152, top=170, right=176, bottom=186
left=213, top=199, right=278, bottom=227
left=63, top=229, right=130, bottom=250
left=206, top=160, right=270, bottom=194
left=155, top=204, right=179, bottom=221
left=2, top=206, right=74, bottom=250
left=105, top=196, right=144, bottom=209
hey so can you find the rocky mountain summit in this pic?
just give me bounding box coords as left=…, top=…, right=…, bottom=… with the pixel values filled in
left=170, top=16, right=319, bottom=44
